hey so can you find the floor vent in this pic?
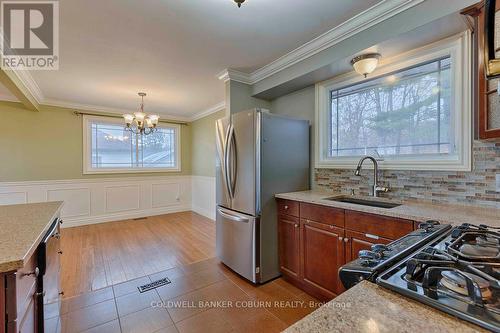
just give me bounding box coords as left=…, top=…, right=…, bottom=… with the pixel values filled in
left=138, top=277, right=171, bottom=293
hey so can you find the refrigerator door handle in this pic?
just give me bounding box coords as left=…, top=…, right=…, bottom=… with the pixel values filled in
left=217, top=208, right=249, bottom=223
left=222, top=123, right=233, bottom=199
left=225, top=124, right=236, bottom=199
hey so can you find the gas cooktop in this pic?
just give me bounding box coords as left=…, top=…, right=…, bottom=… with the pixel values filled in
left=377, top=223, right=500, bottom=332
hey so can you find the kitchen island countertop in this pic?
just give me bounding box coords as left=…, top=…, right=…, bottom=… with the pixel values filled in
left=0, top=201, right=63, bottom=273
left=284, top=280, right=488, bottom=333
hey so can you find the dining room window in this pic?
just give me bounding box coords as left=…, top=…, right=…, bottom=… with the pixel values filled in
left=83, top=115, right=180, bottom=173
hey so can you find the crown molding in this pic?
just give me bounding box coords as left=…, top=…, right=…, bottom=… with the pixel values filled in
left=217, top=68, right=252, bottom=84
left=218, top=0, right=425, bottom=85
left=190, top=101, right=225, bottom=121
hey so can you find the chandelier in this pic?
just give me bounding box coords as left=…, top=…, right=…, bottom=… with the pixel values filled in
left=122, top=92, right=159, bottom=135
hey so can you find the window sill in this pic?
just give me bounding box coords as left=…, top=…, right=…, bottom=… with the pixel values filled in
left=83, top=168, right=181, bottom=175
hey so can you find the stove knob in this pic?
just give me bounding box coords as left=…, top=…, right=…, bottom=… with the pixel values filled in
left=358, top=250, right=382, bottom=261
left=371, top=244, right=389, bottom=253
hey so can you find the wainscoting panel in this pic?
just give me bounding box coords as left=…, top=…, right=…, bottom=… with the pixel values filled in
left=47, top=188, right=91, bottom=218
left=0, top=191, right=27, bottom=205
left=105, top=185, right=140, bottom=213
left=191, top=176, right=216, bottom=220
left=152, top=182, right=181, bottom=208
left=0, top=176, right=192, bottom=228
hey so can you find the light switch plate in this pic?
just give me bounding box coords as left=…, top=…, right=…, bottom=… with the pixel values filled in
left=496, top=174, right=500, bottom=192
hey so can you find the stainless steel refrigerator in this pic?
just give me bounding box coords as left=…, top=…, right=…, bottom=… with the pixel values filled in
left=215, top=108, right=309, bottom=283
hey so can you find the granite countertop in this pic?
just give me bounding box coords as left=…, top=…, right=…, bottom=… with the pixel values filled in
left=0, top=201, right=63, bottom=273
left=275, top=190, right=500, bottom=227
left=284, top=281, right=487, bottom=333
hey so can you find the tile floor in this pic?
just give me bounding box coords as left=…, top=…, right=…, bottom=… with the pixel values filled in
left=45, top=257, right=321, bottom=333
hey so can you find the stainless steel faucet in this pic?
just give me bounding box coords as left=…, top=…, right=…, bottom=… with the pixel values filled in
left=354, top=156, right=389, bottom=197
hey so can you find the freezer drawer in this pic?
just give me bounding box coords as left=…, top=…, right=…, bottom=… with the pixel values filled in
left=216, top=206, right=258, bottom=283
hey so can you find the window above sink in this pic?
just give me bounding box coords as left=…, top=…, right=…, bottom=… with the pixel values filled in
left=315, top=33, right=471, bottom=171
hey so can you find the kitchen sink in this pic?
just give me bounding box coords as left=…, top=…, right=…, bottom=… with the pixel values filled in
left=323, top=196, right=401, bottom=209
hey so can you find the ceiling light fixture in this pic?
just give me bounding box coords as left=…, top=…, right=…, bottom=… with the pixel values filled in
left=234, top=0, right=246, bottom=8
left=122, top=92, right=159, bottom=135
left=351, top=53, right=381, bottom=78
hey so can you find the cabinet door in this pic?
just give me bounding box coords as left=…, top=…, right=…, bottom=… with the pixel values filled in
left=301, top=220, right=344, bottom=299
left=464, top=3, right=500, bottom=139
left=278, top=215, right=301, bottom=279
left=18, top=290, right=36, bottom=333
left=345, top=230, right=392, bottom=263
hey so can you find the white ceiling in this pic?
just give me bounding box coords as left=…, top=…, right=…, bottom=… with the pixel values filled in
left=21, top=0, right=381, bottom=118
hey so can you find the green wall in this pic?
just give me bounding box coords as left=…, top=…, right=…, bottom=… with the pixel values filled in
left=270, top=86, right=315, bottom=186
left=190, top=110, right=225, bottom=177
left=0, top=102, right=191, bottom=181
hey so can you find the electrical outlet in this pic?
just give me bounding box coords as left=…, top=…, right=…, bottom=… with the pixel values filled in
left=496, top=174, right=500, bottom=192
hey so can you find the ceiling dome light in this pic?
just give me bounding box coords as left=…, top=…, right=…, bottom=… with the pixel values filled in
left=351, top=53, right=381, bottom=78
left=234, top=0, right=246, bottom=8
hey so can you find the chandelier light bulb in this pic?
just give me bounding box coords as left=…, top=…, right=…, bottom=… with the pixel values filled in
left=123, top=114, right=134, bottom=125
left=149, top=114, right=159, bottom=126
left=134, top=111, right=146, bottom=123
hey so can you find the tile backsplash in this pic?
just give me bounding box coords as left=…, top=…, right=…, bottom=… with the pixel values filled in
left=314, top=140, right=500, bottom=208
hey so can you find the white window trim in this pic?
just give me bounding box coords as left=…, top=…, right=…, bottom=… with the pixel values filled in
left=315, top=31, right=472, bottom=172
left=82, top=115, right=181, bottom=174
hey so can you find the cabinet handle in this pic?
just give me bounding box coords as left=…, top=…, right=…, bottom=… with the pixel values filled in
left=339, top=237, right=344, bottom=242
left=365, top=233, right=379, bottom=240
left=329, top=225, right=334, bottom=229
left=35, top=291, right=46, bottom=298
left=23, top=267, right=40, bottom=277
left=58, top=250, right=63, bottom=254
left=59, top=291, right=65, bottom=296
left=294, top=224, right=298, bottom=228
left=344, top=238, right=349, bottom=243
left=59, top=219, right=63, bottom=225
left=284, top=205, right=288, bottom=210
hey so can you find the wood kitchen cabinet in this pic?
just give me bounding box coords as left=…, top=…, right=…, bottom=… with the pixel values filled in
left=301, top=220, right=344, bottom=299
left=1, top=218, right=62, bottom=333
left=463, top=2, right=500, bottom=139
left=276, top=198, right=414, bottom=301
left=277, top=215, right=301, bottom=280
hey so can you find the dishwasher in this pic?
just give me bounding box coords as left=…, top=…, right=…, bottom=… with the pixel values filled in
left=36, top=218, right=62, bottom=333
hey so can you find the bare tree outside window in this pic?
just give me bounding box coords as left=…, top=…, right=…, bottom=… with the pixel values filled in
left=329, top=57, right=452, bottom=158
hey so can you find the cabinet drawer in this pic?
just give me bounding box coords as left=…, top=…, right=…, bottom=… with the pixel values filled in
left=345, top=211, right=413, bottom=240
left=277, top=199, right=299, bottom=217
left=300, top=203, right=344, bottom=227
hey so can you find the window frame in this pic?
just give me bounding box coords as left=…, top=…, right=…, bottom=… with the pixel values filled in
left=82, top=115, right=181, bottom=174
left=315, top=32, right=472, bottom=171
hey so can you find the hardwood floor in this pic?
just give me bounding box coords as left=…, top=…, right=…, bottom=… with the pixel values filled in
left=61, top=211, right=216, bottom=298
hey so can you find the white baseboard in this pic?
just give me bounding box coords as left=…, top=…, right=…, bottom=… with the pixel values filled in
left=191, top=205, right=215, bottom=221
left=191, top=176, right=216, bottom=220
